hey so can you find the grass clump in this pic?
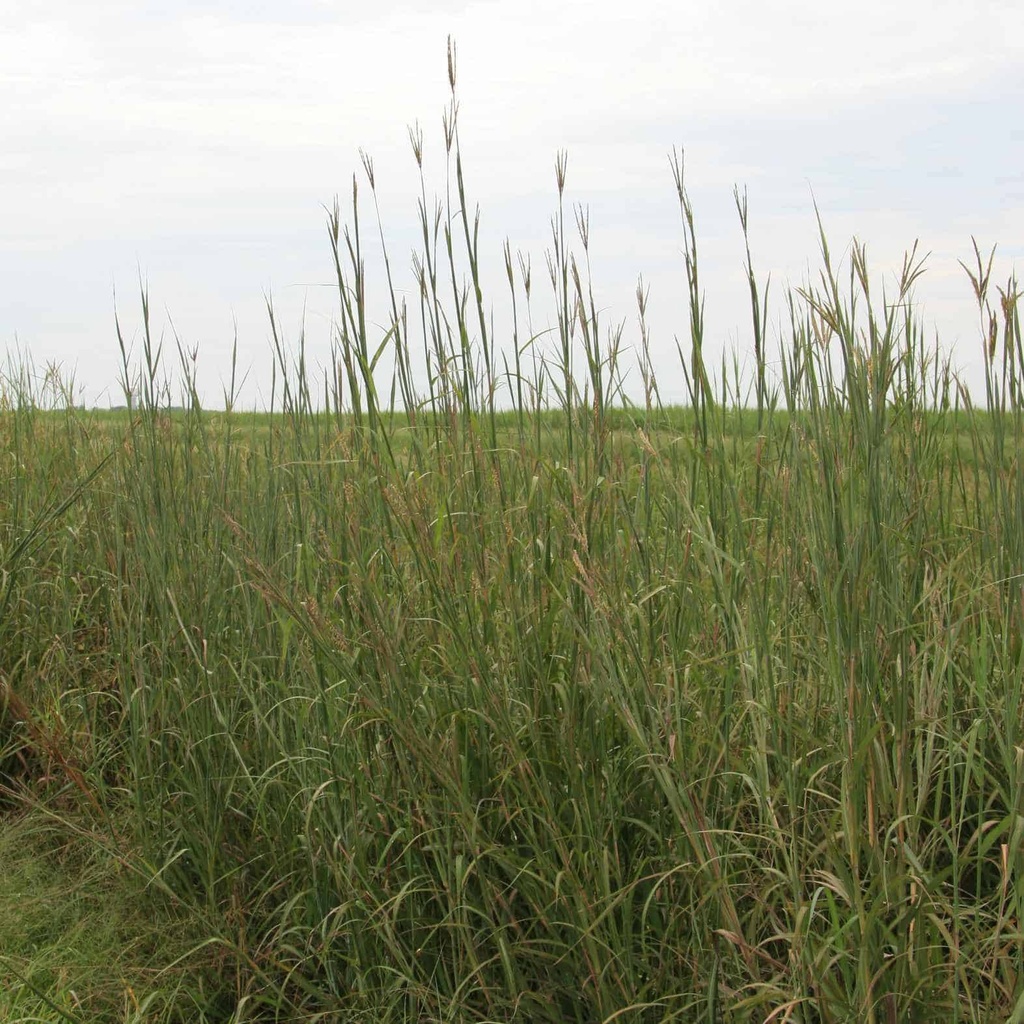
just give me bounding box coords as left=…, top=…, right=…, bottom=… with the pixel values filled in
left=3, top=43, right=1024, bottom=1023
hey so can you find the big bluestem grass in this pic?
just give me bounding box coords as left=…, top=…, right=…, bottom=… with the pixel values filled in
left=3, top=46, right=1024, bottom=1022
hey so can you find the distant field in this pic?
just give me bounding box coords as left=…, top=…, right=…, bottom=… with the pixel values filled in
left=3, top=92, right=1024, bottom=1024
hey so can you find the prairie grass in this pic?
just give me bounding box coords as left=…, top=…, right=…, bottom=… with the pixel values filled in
left=3, top=48, right=1024, bottom=1022
left=0, top=811, right=235, bottom=1023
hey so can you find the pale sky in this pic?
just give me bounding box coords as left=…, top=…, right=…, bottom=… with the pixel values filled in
left=3, top=0, right=1022, bottom=408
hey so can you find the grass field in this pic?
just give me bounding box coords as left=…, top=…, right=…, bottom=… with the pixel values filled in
left=3, top=64, right=1024, bottom=1023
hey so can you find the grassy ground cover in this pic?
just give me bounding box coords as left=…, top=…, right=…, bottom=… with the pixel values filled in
left=0, top=811, right=233, bottom=1022
left=3, top=57, right=1024, bottom=1022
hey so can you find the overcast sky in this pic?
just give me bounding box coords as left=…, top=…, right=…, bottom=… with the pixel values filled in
left=3, top=0, right=1022, bottom=408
